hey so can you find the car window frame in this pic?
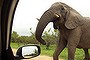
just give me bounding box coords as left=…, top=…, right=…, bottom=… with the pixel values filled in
left=1, top=0, right=19, bottom=59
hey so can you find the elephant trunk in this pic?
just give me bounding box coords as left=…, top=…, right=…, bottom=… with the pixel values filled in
left=35, top=10, right=59, bottom=45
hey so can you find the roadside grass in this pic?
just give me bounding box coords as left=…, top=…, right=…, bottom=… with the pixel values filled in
left=10, top=43, right=24, bottom=49
left=40, top=45, right=85, bottom=60
left=11, top=43, right=90, bottom=60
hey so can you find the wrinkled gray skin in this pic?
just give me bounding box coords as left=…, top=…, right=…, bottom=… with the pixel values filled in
left=35, top=2, right=90, bottom=60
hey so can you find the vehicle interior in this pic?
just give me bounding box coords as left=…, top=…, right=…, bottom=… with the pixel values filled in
left=1, top=0, right=89, bottom=60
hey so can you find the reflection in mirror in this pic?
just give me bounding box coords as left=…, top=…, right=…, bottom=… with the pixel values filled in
left=15, top=45, right=40, bottom=59
left=22, top=46, right=38, bottom=58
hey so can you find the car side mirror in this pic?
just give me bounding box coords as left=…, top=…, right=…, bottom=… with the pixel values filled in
left=15, top=45, right=40, bottom=59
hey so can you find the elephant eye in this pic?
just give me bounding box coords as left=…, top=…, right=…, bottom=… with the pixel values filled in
left=60, top=7, right=65, bottom=13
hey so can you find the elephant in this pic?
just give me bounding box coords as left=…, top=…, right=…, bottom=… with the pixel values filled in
left=35, top=2, right=90, bottom=60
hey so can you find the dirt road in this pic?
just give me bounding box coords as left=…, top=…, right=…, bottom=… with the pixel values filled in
left=27, top=55, right=53, bottom=60
left=21, top=55, right=64, bottom=60
left=28, top=55, right=64, bottom=60
left=12, top=49, right=64, bottom=60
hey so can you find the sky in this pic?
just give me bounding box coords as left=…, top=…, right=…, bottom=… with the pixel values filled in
left=12, top=0, right=90, bottom=36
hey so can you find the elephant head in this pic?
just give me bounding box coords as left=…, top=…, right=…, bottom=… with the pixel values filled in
left=35, top=2, right=84, bottom=45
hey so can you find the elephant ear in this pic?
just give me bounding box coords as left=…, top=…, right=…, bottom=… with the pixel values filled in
left=65, top=11, right=84, bottom=29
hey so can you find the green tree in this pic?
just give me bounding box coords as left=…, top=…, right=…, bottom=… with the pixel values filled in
left=11, top=31, right=19, bottom=42
left=43, top=28, right=59, bottom=44
left=29, top=28, right=39, bottom=44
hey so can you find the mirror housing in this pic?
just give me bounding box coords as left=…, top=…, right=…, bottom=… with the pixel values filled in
left=15, top=45, right=40, bottom=59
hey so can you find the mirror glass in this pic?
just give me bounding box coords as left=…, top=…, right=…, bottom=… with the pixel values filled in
left=15, top=45, right=40, bottom=59
left=22, top=46, right=39, bottom=58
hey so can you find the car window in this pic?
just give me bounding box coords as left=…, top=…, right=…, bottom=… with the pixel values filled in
left=11, top=0, right=90, bottom=60
left=11, top=0, right=53, bottom=55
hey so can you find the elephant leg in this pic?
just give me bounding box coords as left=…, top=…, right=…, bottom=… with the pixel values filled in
left=83, top=48, right=90, bottom=60
left=53, top=37, right=67, bottom=60
left=68, top=27, right=81, bottom=60
left=68, top=46, right=76, bottom=60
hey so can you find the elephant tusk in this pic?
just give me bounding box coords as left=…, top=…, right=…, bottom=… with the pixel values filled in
left=54, top=13, right=60, bottom=18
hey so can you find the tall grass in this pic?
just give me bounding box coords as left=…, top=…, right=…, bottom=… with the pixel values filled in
left=40, top=45, right=87, bottom=60
left=10, top=43, right=24, bottom=49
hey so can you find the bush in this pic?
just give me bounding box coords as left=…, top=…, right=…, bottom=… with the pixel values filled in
left=11, top=28, right=59, bottom=45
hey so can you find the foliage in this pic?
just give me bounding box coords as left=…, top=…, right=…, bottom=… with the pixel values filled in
left=11, top=29, right=90, bottom=60
left=11, top=28, right=89, bottom=60
left=40, top=45, right=87, bottom=60
left=11, top=28, right=59, bottom=45
left=10, top=43, right=23, bottom=49
left=11, top=31, right=19, bottom=43
left=43, top=28, right=59, bottom=44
